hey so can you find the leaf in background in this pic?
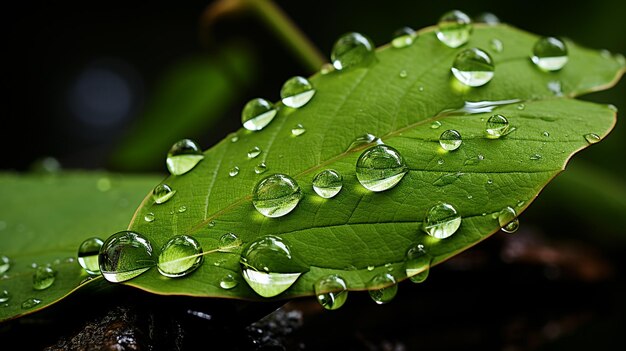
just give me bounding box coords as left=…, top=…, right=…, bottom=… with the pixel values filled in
left=0, top=173, right=160, bottom=321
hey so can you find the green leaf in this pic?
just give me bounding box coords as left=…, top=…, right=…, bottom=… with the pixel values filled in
left=0, top=172, right=161, bottom=321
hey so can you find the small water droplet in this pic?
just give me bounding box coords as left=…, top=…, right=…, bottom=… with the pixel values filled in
left=451, top=48, right=495, bottom=87
left=547, top=80, right=563, bottom=96
left=229, top=166, right=240, bottom=177
left=178, top=205, right=187, bottom=213
left=467, top=195, right=473, bottom=199
left=433, top=172, right=463, bottom=186
left=517, top=200, right=526, bottom=207
left=166, top=139, right=204, bottom=175
left=331, top=32, right=375, bottom=70
left=291, top=123, right=306, bottom=136
left=281, top=76, right=316, bottom=108
left=405, top=244, right=431, bottom=283
left=464, top=154, right=484, bottom=165
left=474, top=12, right=500, bottom=25
left=391, top=26, right=415, bottom=48
left=356, top=145, right=408, bottom=192
left=242, top=98, right=277, bottom=131
left=240, top=235, right=302, bottom=298
left=418, top=86, right=425, bottom=92
left=157, top=235, right=203, bottom=278
left=153, top=184, right=176, bottom=204
left=384, top=263, right=393, bottom=271
left=218, top=233, right=242, bottom=252
left=29, top=262, right=38, bottom=269
left=0, top=290, right=11, bottom=303
left=220, top=274, right=238, bottom=290
left=247, top=146, right=262, bottom=159
left=399, top=70, right=408, bottom=78
left=436, top=10, right=472, bottom=48
left=312, top=169, right=343, bottom=198
left=368, top=273, right=397, bottom=305
left=530, top=153, right=542, bottom=160
left=498, top=206, right=520, bottom=233
left=33, top=266, right=56, bottom=290
left=439, top=129, right=462, bottom=151
left=78, top=237, right=103, bottom=275
left=0, top=255, right=10, bottom=274
left=487, top=179, right=494, bottom=185
left=485, top=114, right=510, bottom=138
left=315, top=275, right=348, bottom=310
left=542, top=131, right=550, bottom=137
left=208, top=220, right=216, bottom=228
left=230, top=135, right=239, bottom=143
left=96, top=177, right=112, bottom=192
left=252, top=174, right=302, bottom=218
left=584, top=133, right=601, bottom=144
left=437, top=159, right=445, bottom=165
left=254, top=162, right=268, bottom=174
left=489, top=38, right=503, bottom=53
left=532, top=37, right=568, bottom=71
left=367, top=265, right=375, bottom=271
left=431, top=121, right=442, bottom=129
left=347, top=133, right=382, bottom=151
left=21, top=298, right=42, bottom=309
left=424, top=203, right=461, bottom=239
left=144, top=212, right=155, bottom=222
left=517, top=103, right=525, bottom=110
left=99, top=231, right=154, bottom=283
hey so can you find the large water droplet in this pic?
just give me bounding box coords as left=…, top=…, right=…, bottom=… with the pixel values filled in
left=584, top=133, right=601, bottom=144
left=99, top=230, right=154, bottom=283
left=254, top=162, right=268, bottom=174
left=356, top=145, right=408, bottom=192
left=220, top=274, right=238, bottom=290
left=78, top=237, right=104, bottom=275
left=312, top=169, right=343, bottom=198
left=153, top=184, right=176, bottom=204
left=157, top=235, right=203, bottom=278
left=218, top=233, right=242, bottom=252
left=240, top=235, right=302, bottom=298
left=474, top=12, right=500, bottom=25
left=166, top=139, right=204, bottom=175
left=498, top=206, right=520, bottom=233
left=0, top=290, right=10, bottom=303
left=424, top=203, right=462, bottom=239
left=405, top=244, right=431, bottom=283
left=451, top=48, right=495, bottom=87
left=291, top=123, right=306, bottom=136
left=347, top=133, right=382, bottom=151
left=252, top=174, right=302, bottom=218
left=439, top=129, right=462, bottom=151
left=368, top=273, right=397, bottom=305
left=391, top=26, right=415, bottom=48
left=314, top=275, right=348, bottom=310
left=21, top=298, right=42, bottom=309
left=33, top=266, right=56, bottom=290
left=280, top=76, right=315, bottom=108
left=0, top=255, right=10, bottom=274
left=229, top=166, right=240, bottom=177
left=485, top=114, right=510, bottom=138
left=331, top=32, right=375, bottom=70
left=532, top=37, right=568, bottom=71
left=242, top=98, right=277, bottom=131
left=436, top=10, right=472, bottom=48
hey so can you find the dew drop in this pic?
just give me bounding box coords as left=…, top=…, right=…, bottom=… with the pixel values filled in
left=347, top=133, right=382, bottom=151
left=418, top=86, right=425, bottom=92
left=33, top=266, right=56, bottom=290
left=405, top=244, right=431, bottom=283
left=542, top=131, right=550, bottom=137
left=291, top=123, right=306, bottom=136
left=584, top=133, right=601, bottom=144
left=399, top=70, right=408, bottom=78
left=530, top=153, right=542, bottom=160
left=247, top=146, right=262, bottom=159
left=517, top=200, right=526, bottom=207
left=178, top=205, right=187, bottom=213
left=433, top=172, right=463, bottom=187
left=464, top=154, right=484, bottom=165
left=431, top=121, right=442, bottom=129
left=331, top=32, right=375, bottom=70
left=208, top=220, right=216, bottom=228
left=489, top=38, right=503, bottom=53
left=547, top=80, right=563, bottom=96
left=312, top=169, right=343, bottom=198
left=0, top=255, right=10, bottom=274
left=451, top=48, right=495, bottom=87
left=220, top=274, right=238, bottom=290
left=157, top=235, right=203, bottom=278
left=21, top=298, right=42, bottom=309
left=315, top=275, right=348, bottom=310
left=229, top=166, right=240, bottom=177
left=144, top=212, right=155, bottom=222
left=367, top=265, right=375, bottom=271
left=485, top=114, right=510, bottom=138
left=241, top=98, right=277, bottom=131
left=368, top=273, right=397, bottom=305
left=391, top=26, right=415, bottom=48
left=99, top=230, right=154, bottom=283
left=230, top=135, right=239, bottom=143
left=498, top=206, right=520, bottom=233
left=252, top=174, right=302, bottom=218
left=152, top=184, right=176, bottom=204
left=280, top=76, right=316, bottom=108
left=439, top=129, right=462, bottom=151
left=475, top=12, right=500, bottom=25
left=218, top=232, right=242, bottom=252
left=517, top=103, right=525, bottom=110
left=78, top=237, right=104, bottom=275
left=240, top=235, right=302, bottom=298
left=424, top=203, right=462, bottom=239
left=437, top=159, right=444, bottom=165
left=356, top=145, right=408, bottom=192
left=254, top=162, right=268, bottom=174
left=532, top=37, right=568, bottom=71
left=436, top=10, right=472, bottom=48
left=166, top=139, right=204, bottom=175
left=0, top=290, right=10, bottom=303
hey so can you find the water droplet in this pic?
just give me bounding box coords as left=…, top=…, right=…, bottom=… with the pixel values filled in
left=247, top=146, right=261, bottom=159
left=218, top=233, right=242, bottom=252
left=437, top=159, right=445, bottom=165
left=166, top=139, right=204, bottom=175
left=464, top=154, right=484, bottom=165
left=391, top=26, right=415, bottom=48
left=405, top=244, right=431, bottom=283
left=0, top=290, right=11, bottom=303
left=240, top=235, right=302, bottom=298
left=208, top=220, right=216, bottom=228
left=424, top=203, right=462, bottom=239
left=356, top=145, right=408, bottom=192
left=498, top=206, right=519, bottom=233
left=254, top=162, right=268, bottom=174
left=96, top=177, right=112, bottom=192
left=252, top=174, right=302, bottom=218
left=368, top=273, right=397, bottom=305
left=320, top=63, right=334, bottom=75
left=367, top=265, right=375, bottom=271
left=229, top=166, right=240, bottom=177
left=281, top=78, right=315, bottom=110
left=78, top=237, right=103, bottom=275
left=312, top=169, right=343, bottom=198
left=431, top=121, right=442, bottom=129
left=241, top=98, right=277, bottom=131
left=517, top=200, right=526, bottom=207
left=384, top=263, right=393, bottom=271
left=433, top=172, right=463, bottom=187
left=530, top=153, right=542, bottom=160
left=439, top=129, right=462, bottom=151
left=220, top=274, right=238, bottom=290
left=436, top=10, right=472, bottom=48
left=474, top=12, right=500, bottom=25
left=152, top=184, right=176, bottom=204
left=177, top=205, right=187, bottom=213
left=291, top=123, right=306, bottom=136
left=547, top=80, right=563, bottom=96
left=584, top=133, right=600, bottom=144
left=315, top=275, right=348, bottom=310
left=487, top=179, right=494, bottom=185
left=489, top=38, right=503, bottom=53
left=347, top=133, right=382, bottom=151
left=33, top=266, right=56, bottom=290
left=399, top=70, right=408, bottom=78
left=157, top=235, right=203, bottom=278
left=451, top=48, right=495, bottom=87
left=331, top=32, right=375, bottom=70
left=517, top=103, right=525, bottom=110
left=230, top=135, right=239, bottom=143
left=542, top=131, right=550, bottom=137
left=29, top=262, right=38, bottom=269
left=532, top=37, right=568, bottom=71
left=99, top=230, right=154, bottom=283
left=144, top=212, right=155, bottom=222
left=467, top=195, right=473, bottom=199
left=0, top=255, right=10, bottom=274
left=485, top=114, right=510, bottom=138
left=21, top=298, right=42, bottom=309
